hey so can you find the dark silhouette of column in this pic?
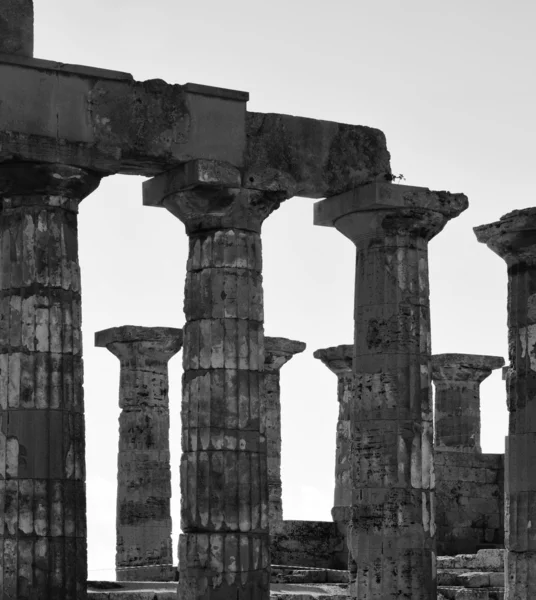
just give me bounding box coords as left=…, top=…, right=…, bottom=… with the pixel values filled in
left=0, top=163, right=101, bottom=600
left=314, top=181, right=467, bottom=599
left=313, top=345, right=353, bottom=522
left=263, top=336, right=305, bottom=531
left=95, top=326, right=183, bottom=582
left=475, top=208, right=536, bottom=599
left=432, top=353, right=504, bottom=453
left=143, top=159, right=287, bottom=600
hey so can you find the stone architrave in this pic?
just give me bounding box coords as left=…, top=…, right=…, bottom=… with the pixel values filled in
left=95, top=326, right=183, bottom=582
left=313, top=345, right=354, bottom=522
left=143, top=159, right=289, bottom=600
left=314, top=182, right=468, bottom=599
left=432, top=354, right=504, bottom=453
left=263, top=336, right=306, bottom=530
left=475, top=208, right=536, bottom=599
left=0, top=163, right=101, bottom=600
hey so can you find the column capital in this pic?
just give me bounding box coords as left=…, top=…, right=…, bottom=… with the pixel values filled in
left=264, top=336, right=306, bottom=372
left=0, top=0, right=33, bottom=56
left=143, top=159, right=287, bottom=233
left=313, top=344, right=353, bottom=377
left=314, top=182, right=468, bottom=244
left=0, top=162, right=101, bottom=208
left=474, top=208, right=536, bottom=266
left=95, top=325, right=183, bottom=361
left=432, top=353, right=504, bottom=384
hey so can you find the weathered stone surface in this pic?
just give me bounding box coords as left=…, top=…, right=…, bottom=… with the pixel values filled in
left=315, top=182, right=468, bottom=599
left=144, top=166, right=285, bottom=599
left=475, top=208, right=536, bottom=599
left=312, top=345, right=353, bottom=519
left=244, top=113, right=391, bottom=198
left=0, top=163, right=101, bottom=599
left=435, top=451, right=504, bottom=555
left=432, top=354, right=504, bottom=453
left=270, top=520, right=347, bottom=570
left=0, top=54, right=390, bottom=197
left=263, top=337, right=306, bottom=529
left=0, top=0, right=33, bottom=56
left=95, top=326, right=183, bottom=582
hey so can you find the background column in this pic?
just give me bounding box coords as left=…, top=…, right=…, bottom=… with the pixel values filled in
left=0, top=163, right=101, bottom=600
left=432, top=353, right=504, bottom=453
left=475, top=208, right=536, bottom=599
left=143, top=159, right=287, bottom=600
left=95, top=326, right=183, bottom=582
left=313, top=344, right=353, bottom=523
left=314, top=182, right=467, bottom=600
left=263, top=336, right=305, bottom=531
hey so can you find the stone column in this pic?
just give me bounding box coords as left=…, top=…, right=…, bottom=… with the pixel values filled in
left=143, top=159, right=287, bottom=600
left=95, top=326, right=183, bottom=582
left=475, top=208, right=536, bottom=599
left=314, top=182, right=468, bottom=600
left=431, top=354, right=504, bottom=453
left=313, top=345, right=353, bottom=522
left=0, top=163, right=101, bottom=600
left=263, top=336, right=305, bottom=531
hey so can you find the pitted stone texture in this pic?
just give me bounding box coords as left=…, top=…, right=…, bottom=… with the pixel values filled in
left=0, top=163, right=101, bottom=600
left=432, top=354, right=504, bottom=453
left=244, top=113, right=391, bottom=198
left=263, top=337, right=306, bottom=529
left=95, top=326, right=183, bottom=582
left=475, top=209, right=536, bottom=599
left=313, top=345, right=353, bottom=517
left=145, top=170, right=283, bottom=599
left=0, top=0, right=33, bottom=56
left=270, top=520, right=347, bottom=570
left=315, top=182, right=468, bottom=600
left=435, top=452, right=504, bottom=555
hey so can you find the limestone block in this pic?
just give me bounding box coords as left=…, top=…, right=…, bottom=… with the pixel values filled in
left=457, top=573, right=491, bottom=588
left=245, top=112, right=391, bottom=197
left=0, top=0, right=33, bottom=56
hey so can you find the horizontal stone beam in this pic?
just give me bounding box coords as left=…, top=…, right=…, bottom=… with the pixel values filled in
left=0, top=55, right=391, bottom=196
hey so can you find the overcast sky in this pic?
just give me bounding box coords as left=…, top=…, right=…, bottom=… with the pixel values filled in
left=34, top=0, right=536, bottom=579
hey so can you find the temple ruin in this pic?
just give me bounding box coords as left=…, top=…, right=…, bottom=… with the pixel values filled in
left=0, top=2, right=530, bottom=599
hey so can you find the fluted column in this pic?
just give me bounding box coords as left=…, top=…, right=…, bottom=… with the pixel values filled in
left=95, top=326, right=183, bottom=582
left=143, top=159, right=287, bottom=600
left=432, top=354, right=504, bottom=453
left=263, top=336, right=305, bottom=531
left=314, top=182, right=468, bottom=600
left=475, top=208, right=536, bottom=599
left=313, top=345, right=353, bottom=522
left=0, top=163, right=101, bottom=600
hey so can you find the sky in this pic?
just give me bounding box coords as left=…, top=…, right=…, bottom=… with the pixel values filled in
left=32, top=0, right=536, bottom=579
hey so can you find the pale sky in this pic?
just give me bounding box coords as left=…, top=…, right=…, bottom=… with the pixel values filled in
left=32, top=0, right=536, bottom=578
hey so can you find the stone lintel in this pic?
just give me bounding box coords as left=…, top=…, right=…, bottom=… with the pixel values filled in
left=313, top=345, right=353, bottom=377
left=0, top=56, right=391, bottom=199
left=0, top=0, right=33, bottom=57
left=432, top=353, right=505, bottom=384
left=244, top=112, right=391, bottom=198
left=143, top=159, right=242, bottom=207
left=0, top=61, right=248, bottom=176
left=95, top=325, right=183, bottom=349
left=474, top=208, right=536, bottom=265
left=264, top=336, right=306, bottom=373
